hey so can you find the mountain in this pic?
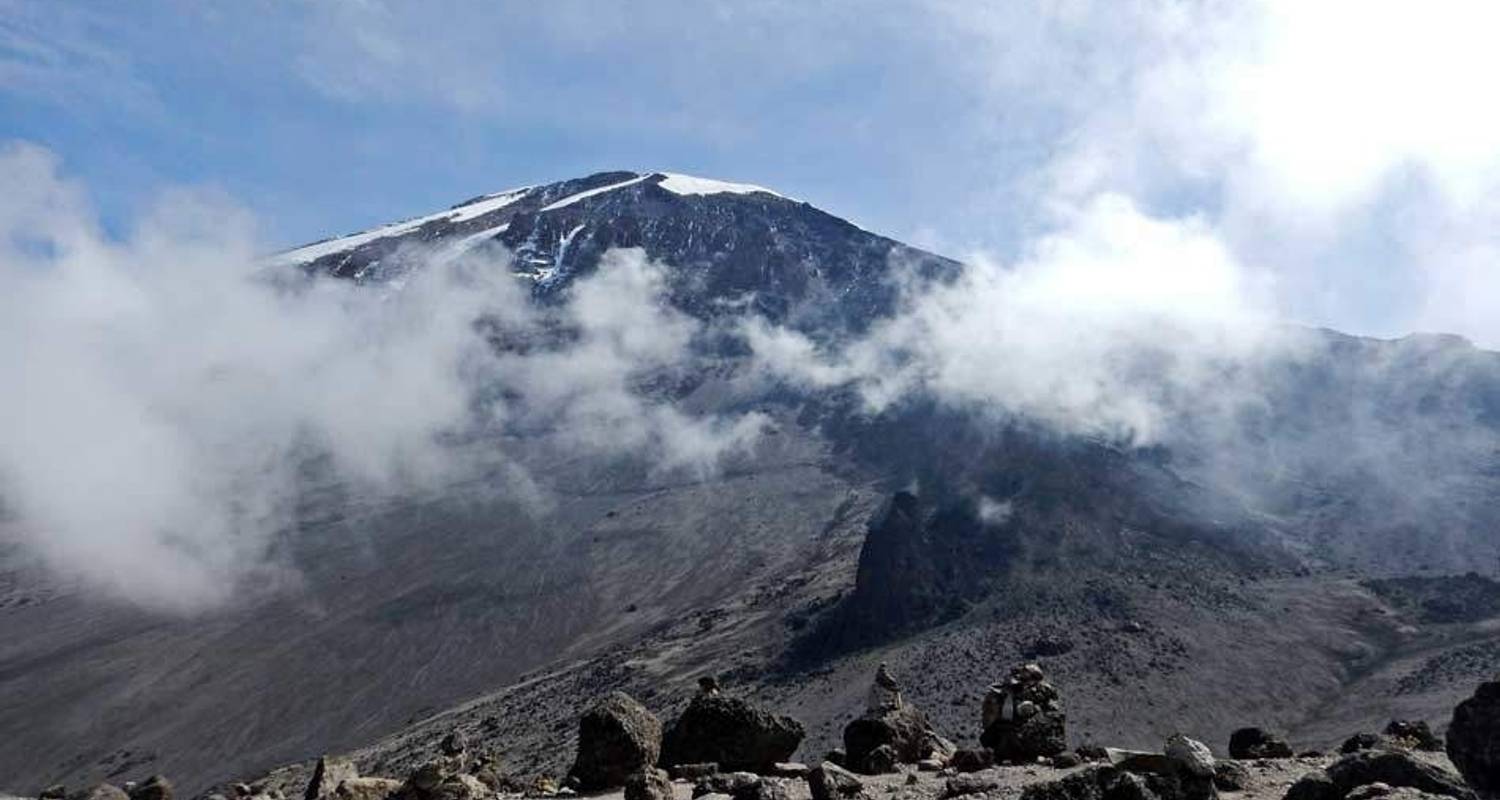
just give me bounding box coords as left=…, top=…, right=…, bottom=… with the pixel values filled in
left=5, top=172, right=1500, bottom=798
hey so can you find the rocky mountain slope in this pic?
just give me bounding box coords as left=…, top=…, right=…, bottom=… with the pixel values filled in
left=5, top=172, right=1500, bottom=797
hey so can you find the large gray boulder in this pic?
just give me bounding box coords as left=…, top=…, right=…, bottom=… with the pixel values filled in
left=1325, top=751, right=1472, bottom=800
left=844, top=704, right=946, bottom=771
left=569, top=691, right=664, bottom=791
left=1449, top=681, right=1500, bottom=798
left=662, top=694, right=804, bottom=774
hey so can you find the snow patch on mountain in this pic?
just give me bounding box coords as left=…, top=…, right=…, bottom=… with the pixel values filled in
left=271, top=187, right=528, bottom=266
left=657, top=172, right=783, bottom=198
left=541, top=174, right=649, bottom=211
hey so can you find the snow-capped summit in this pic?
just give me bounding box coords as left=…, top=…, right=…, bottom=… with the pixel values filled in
left=276, top=170, right=957, bottom=334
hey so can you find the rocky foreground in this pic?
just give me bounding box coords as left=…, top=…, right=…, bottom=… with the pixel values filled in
left=16, top=664, right=1500, bottom=800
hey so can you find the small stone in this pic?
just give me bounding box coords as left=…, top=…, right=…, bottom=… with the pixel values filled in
left=770, top=764, right=808, bottom=779
left=128, top=777, right=174, bottom=800
left=1053, top=753, right=1082, bottom=769
left=440, top=731, right=467, bottom=757
left=306, top=756, right=359, bottom=800
left=918, top=760, right=944, bottom=772
left=671, top=764, right=720, bottom=781
left=949, top=749, right=993, bottom=773
left=861, top=745, right=899, bottom=775
left=41, top=787, right=67, bottom=800
left=333, top=778, right=400, bottom=800
left=83, top=787, right=129, bottom=800
left=1213, top=761, right=1250, bottom=792
left=625, top=768, right=673, bottom=800
left=944, top=774, right=1001, bottom=798
left=807, top=762, right=865, bottom=800
left=1283, top=771, right=1337, bottom=800
left=1342, top=734, right=1385, bottom=754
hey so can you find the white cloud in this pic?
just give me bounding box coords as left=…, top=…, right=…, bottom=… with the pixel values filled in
left=748, top=193, right=1285, bottom=443
left=0, top=143, right=760, bottom=612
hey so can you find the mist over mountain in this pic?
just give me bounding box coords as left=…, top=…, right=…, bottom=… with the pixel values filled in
left=5, top=159, right=1500, bottom=798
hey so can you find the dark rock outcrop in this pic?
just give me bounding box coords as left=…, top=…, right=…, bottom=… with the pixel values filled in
left=1229, top=729, right=1293, bottom=760
left=568, top=691, right=664, bottom=791
left=1449, top=682, right=1500, bottom=798
left=662, top=694, right=804, bottom=774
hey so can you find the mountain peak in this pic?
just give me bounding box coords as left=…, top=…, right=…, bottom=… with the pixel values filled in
left=273, top=170, right=957, bottom=335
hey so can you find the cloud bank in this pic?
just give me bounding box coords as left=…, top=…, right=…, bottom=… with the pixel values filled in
left=0, top=143, right=760, bottom=612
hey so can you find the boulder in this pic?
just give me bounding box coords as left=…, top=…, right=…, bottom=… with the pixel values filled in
left=1342, top=735, right=1386, bottom=755
left=625, top=769, right=673, bottom=800
left=334, top=778, right=401, bottom=800
left=950, top=749, right=994, bottom=773
left=1212, top=763, right=1249, bottom=792
left=844, top=704, right=945, bottom=768
left=128, top=777, right=173, bottom=800
left=1228, top=729, right=1293, bottom=760
left=1165, top=736, right=1215, bottom=779
left=1284, top=772, right=1338, bottom=800
left=662, top=695, right=803, bottom=774
left=568, top=691, right=664, bottom=791
left=860, top=745, right=898, bottom=776
left=307, top=756, right=360, bottom=800
left=1384, top=722, right=1441, bottom=753
left=807, top=763, right=865, bottom=800
left=1325, top=751, right=1472, bottom=800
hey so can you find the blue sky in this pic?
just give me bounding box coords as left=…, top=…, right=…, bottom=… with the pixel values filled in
left=6, top=1, right=1500, bottom=344
left=0, top=2, right=1032, bottom=255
